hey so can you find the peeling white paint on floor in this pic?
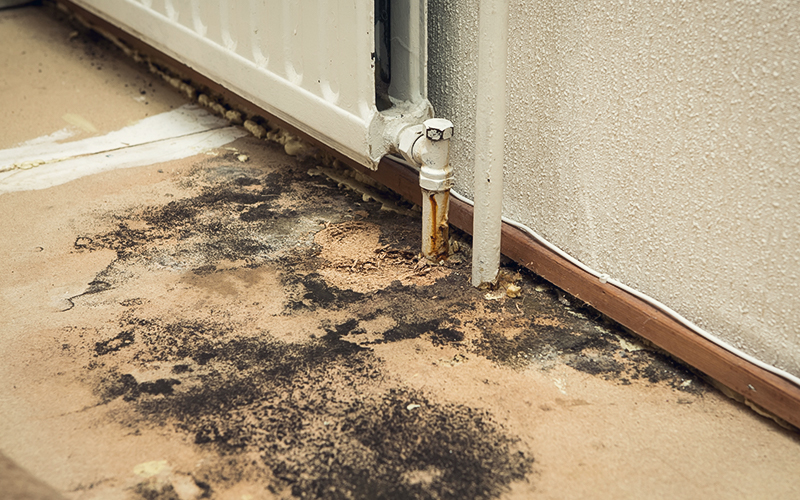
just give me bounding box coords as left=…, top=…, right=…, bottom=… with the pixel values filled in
left=0, top=104, right=246, bottom=194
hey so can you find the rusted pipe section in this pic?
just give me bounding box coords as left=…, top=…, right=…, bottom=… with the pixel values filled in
left=395, top=118, right=454, bottom=261
left=422, top=189, right=450, bottom=260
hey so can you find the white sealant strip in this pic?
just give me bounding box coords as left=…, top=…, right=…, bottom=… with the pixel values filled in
left=0, top=104, right=232, bottom=173
left=14, top=128, right=77, bottom=147
left=0, top=128, right=246, bottom=194
left=0, top=105, right=246, bottom=194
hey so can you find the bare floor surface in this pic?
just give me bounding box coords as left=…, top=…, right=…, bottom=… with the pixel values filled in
left=1, top=5, right=799, bottom=500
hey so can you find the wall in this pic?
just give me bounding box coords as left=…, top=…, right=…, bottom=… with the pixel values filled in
left=429, top=0, right=800, bottom=377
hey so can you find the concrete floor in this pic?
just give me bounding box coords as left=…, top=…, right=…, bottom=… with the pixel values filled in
left=1, top=4, right=799, bottom=500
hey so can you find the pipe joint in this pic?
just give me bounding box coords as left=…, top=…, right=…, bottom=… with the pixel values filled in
left=418, top=118, right=454, bottom=192
left=396, top=119, right=454, bottom=192
left=418, top=151, right=453, bottom=192
left=395, top=124, right=424, bottom=166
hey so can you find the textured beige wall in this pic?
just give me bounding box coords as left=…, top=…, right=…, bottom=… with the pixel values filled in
left=429, top=0, right=800, bottom=376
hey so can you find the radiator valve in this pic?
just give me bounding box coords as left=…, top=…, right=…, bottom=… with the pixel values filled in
left=396, top=118, right=455, bottom=262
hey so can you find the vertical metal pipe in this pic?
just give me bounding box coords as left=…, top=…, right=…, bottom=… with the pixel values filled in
left=417, top=118, right=454, bottom=261
left=422, top=189, right=450, bottom=261
left=472, top=0, right=509, bottom=286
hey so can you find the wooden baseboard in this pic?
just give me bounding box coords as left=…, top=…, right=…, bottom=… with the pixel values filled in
left=57, top=0, right=800, bottom=431
left=363, top=156, right=800, bottom=431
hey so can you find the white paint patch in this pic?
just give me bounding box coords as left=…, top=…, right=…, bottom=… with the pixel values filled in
left=0, top=105, right=246, bottom=194
left=14, top=128, right=76, bottom=147
left=133, top=460, right=170, bottom=478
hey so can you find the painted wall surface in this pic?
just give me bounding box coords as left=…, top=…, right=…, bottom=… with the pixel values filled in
left=429, top=0, right=800, bottom=376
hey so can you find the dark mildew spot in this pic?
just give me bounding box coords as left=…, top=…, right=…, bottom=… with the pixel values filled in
left=90, top=316, right=533, bottom=498
left=95, top=330, right=134, bottom=355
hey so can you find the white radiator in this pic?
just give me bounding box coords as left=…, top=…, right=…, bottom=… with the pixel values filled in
left=70, top=0, right=431, bottom=168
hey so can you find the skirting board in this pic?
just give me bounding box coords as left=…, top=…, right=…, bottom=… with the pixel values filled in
left=57, top=0, right=800, bottom=431
left=362, top=156, right=800, bottom=431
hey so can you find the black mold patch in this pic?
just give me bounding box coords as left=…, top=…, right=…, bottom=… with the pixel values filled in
left=99, top=373, right=139, bottom=402
left=95, top=330, right=134, bottom=355
left=298, top=273, right=364, bottom=309
left=117, top=316, right=231, bottom=364
left=381, top=319, right=441, bottom=343
left=233, top=177, right=260, bottom=186
left=74, top=236, right=92, bottom=249
left=71, top=151, right=411, bottom=292
left=567, top=354, right=625, bottom=376
left=80, top=223, right=158, bottom=260
left=142, top=200, right=199, bottom=229
left=98, top=373, right=180, bottom=402
left=195, top=237, right=272, bottom=262
left=239, top=203, right=278, bottom=222
left=323, top=318, right=364, bottom=339
left=75, top=161, right=347, bottom=268
left=634, top=354, right=706, bottom=393
left=138, top=378, right=181, bottom=396
left=194, top=188, right=268, bottom=207
left=473, top=294, right=706, bottom=392
left=375, top=319, right=464, bottom=347
left=93, top=316, right=532, bottom=498
left=431, top=327, right=465, bottom=346
left=475, top=326, right=611, bottom=369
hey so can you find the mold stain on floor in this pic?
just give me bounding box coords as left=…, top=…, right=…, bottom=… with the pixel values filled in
left=3, top=133, right=799, bottom=500
left=6, top=137, right=714, bottom=499
left=53, top=145, right=532, bottom=499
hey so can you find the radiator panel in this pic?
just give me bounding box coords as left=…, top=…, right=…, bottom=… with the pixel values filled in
left=71, top=0, right=410, bottom=167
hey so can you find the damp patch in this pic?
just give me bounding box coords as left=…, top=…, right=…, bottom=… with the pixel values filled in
left=90, top=315, right=534, bottom=499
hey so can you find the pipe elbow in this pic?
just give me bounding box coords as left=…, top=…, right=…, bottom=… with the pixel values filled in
left=394, top=119, right=454, bottom=192
left=416, top=119, right=454, bottom=192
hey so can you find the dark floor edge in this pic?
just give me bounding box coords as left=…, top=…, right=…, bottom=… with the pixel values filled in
left=55, top=0, right=800, bottom=432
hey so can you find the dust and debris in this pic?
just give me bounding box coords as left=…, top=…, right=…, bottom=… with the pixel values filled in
left=312, top=166, right=418, bottom=216
left=482, top=270, right=523, bottom=301
left=243, top=119, right=266, bottom=139
left=313, top=220, right=448, bottom=293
